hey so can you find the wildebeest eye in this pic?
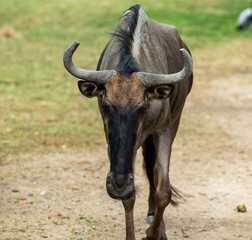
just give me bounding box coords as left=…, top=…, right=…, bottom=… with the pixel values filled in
left=101, top=101, right=111, bottom=113
left=136, top=103, right=148, bottom=115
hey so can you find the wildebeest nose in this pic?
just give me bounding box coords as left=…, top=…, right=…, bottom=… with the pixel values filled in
left=107, top=172, right=128, bottom=189
left=106, top=172, right=134, bottom=200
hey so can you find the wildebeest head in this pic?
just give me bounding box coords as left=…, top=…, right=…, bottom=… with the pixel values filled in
left=63, top=41, right=193, bottom=200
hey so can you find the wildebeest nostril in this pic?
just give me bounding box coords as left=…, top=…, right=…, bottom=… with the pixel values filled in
left=106, top=172, right=134, bottom=191
left=106, top=172, right=113, bottom=181
left=129, top=175, right=134, bottom=181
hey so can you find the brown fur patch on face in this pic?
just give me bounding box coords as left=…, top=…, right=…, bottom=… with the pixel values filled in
left=104, top=72, right=146, bottom=107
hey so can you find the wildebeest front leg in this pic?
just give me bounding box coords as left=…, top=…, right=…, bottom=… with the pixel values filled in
left=122, top=198, right=136, bottom=240
left=142, top=135, right=156, bottom=221
left=143, top=131, right=172, bottom=240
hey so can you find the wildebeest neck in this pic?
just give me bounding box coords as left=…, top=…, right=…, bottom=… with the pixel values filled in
left=107, top=106, right=139, bottom=175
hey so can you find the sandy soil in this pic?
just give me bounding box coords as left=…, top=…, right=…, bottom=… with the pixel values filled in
left=1, top=42, right=252, bottom=240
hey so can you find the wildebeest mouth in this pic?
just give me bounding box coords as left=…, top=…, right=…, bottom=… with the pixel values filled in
left=106, top=188, right=135, bottom=201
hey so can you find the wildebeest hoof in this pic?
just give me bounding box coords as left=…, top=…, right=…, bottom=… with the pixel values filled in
left=141, top=237, right=167, bottom=240
left=159, top=237, right=168, bottom=240
left=147, top=215, right=153, bottom=225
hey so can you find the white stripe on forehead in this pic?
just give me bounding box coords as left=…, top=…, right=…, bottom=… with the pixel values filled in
left=132, top=7, right=150, bottom=62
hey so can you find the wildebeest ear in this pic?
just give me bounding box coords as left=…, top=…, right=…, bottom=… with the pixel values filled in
left=78, top=81, right=103, bottom=98
left=147, top=85, right=173, bottom=101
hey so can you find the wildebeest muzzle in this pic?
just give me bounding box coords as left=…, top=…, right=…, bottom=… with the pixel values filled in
left=106, top=172, right=135, bottom=200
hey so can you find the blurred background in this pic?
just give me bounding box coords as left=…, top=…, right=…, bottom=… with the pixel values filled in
left=0, top=0, right=251, bottom=161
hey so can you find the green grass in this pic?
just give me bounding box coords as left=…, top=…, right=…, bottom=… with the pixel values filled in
left=0, top=0, right=251, bottom=161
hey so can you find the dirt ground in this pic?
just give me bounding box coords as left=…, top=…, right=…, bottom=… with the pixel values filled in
left=1, top=41, right=252, bottom=239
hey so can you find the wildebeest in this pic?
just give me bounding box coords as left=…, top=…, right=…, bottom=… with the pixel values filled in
left=63, top=4, right=193, bottom=240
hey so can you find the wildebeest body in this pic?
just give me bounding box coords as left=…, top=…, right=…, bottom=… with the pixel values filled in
left=64, top=4, right=193, bottom=240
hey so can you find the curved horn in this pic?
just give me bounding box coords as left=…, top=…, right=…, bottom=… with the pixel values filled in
left=63, top=41, right=117, bottom=84
left=136, top=48, right=193, bottom=87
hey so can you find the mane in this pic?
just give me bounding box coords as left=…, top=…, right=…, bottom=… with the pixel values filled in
left=112, top=5, right=141, bottom=76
